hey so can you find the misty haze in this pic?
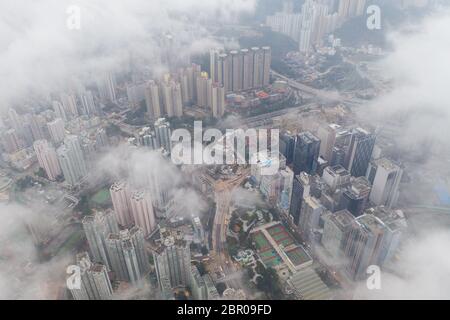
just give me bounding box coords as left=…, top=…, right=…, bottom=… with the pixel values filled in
left=0, top=0, right=449, bottom=304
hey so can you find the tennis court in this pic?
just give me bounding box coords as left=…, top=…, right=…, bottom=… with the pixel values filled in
left=285, top=246, right=312, bottom=267
left=252, top=231, right=283, bottom=267
left=253, top=231, right=271, bottom=250
left=267, top=224, right=295, bottom=247
left=259, top=249, right=283, bottom=267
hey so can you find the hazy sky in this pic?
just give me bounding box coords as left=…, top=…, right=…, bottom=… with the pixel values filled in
left=0, top=0, right=256, bottom=108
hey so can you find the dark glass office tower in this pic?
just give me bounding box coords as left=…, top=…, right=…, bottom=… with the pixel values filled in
left=293, top=131, right=321, bottom=175
left=345, top=128, right=376, bottom=178
left=289, top=173, right=311, bottom=226
left=280, top=131, right=296, bottom=164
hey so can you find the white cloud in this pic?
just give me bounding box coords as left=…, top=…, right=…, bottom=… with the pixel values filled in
left=361, top=8, right=450, bottom=155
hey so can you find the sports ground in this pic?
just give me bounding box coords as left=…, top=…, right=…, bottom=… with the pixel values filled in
left=252, top=223, right=312, bottom=270
left=253, top=231, right=283, bottom=267
left=266, top=224, right=295, bottom=248
left=285, top=246, right=312, bottom=267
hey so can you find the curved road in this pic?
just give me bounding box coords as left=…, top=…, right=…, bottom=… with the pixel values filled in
left=211, top=170, right=250, bottom=290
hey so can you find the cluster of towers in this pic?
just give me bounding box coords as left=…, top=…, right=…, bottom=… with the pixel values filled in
left=266, top=0, right=367, bottom=53
left=142, top=64, right=226, bottom=119
left=209, top=46, right=272, bottom=93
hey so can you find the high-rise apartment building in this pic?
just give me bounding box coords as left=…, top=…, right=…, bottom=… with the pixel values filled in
left=154, top=118, right=172, bottom=152
left=52, top=101, right=68, bottom=122
left=154, top=237, right=191, bottom=289
left=69, top=252, right=113, bottom=300
left=2, top=129, right=22, bottom=153
left=129, top=190, right=156, bottom=237
left=110, top=181, right=133, bottom=227
left=47, top=118, right=65, bottom=145
left=106, top=227, right=150, bottom=284
left=97, top=73, right=117, bottom=102
left=60, top=93, right=79, bottom=119
left=80, top=90, right=99, bottom=116
left=33, top=139, right=61, bottom=181
left=211, top=83, right=226, bottom=118
left=210, top=47, right=271, bottom=93
left=144, top=80, right=163, bottom=119
left=82, top=210, right=119, bottom=269
left=57, top=135, right=88, bottom=186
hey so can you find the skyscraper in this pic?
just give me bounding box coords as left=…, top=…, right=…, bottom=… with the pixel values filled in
left=154, top=237, right=191, bottom=289
left=33, top=139, right=61, bottom=181
left=60, top=93, right=79, bottom=119
left=1, top=129, right=22, bottom=153
left=154, top=118, right=172, bottom=152
left=251, top=47, right=264, bottom=88
left=341, top=176, right=371, bottom=217
left=241, top=48, right=253, bottom=90
left=278, top=167, right=294, bottom=211
left=57, top=135, right=88, bottom=186
left=231, top=50, right=243, bottom=92
left=159, top=80, right=183, bottom=117
left=262, top=46, right=272, bottom=86
left=211, top=83, right=226, bottom=118
left=211, top=47, right=271, bottom=93
left=280, top=131, right=296, bottom=164
left=196, top=72, right=210, bottom=108
left=23, top=113, right=44, bottom=142
left=299, top=196, right=325, bottom=242
left=97, top=73, right=117, bottom=102
left=47, top=118, right=65, bottom=145
left=52, top=101, right=68, bottom=122
left=106, top=228, right=149, bottom=284
left=209, top=49, right=219, bottom=83
left=344, top=206, right=406, bottom=280
left=316, top=123, right=341, bottom=161
left=129, top=190, right=156, bottom=237
left=217, top=53, right=231, bottom=93
left=80, top=90, right=99, bottom=116
left=293, top=131, right=321, bottom=175
left=144, top=80, right=163, bottom=119
left=110, top=181, right=133, bottom=227
left=82, top=210, right=119, bottom=269
left=69, top=252, right=113, bottom=300
left=321, top=209, right=355, bottom=260
left=289, top=172, right=311, bottom=226
left=366, top=158, right=403, bottom=208
left=190, top=265, right=207, bottom=300
left=322, top=165, right=351, bottom=193
left=8, top=108, right=23, bottom=134
left=345, top=128, right=376, bottom=178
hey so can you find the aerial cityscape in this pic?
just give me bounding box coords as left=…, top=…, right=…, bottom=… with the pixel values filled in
left=1, top=0, right=450, bottom=302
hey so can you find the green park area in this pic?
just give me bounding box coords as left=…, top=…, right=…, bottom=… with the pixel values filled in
left=91, top=188, right=111, bottom=207
left=75, top=187, right=111, bottom=216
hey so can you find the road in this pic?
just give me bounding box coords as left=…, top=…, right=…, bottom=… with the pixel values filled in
left=242, top=102, right=318, bottom=128
left=271, top=69, right=367, bottom=107
left=210, top=169, right=250, bottom=290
